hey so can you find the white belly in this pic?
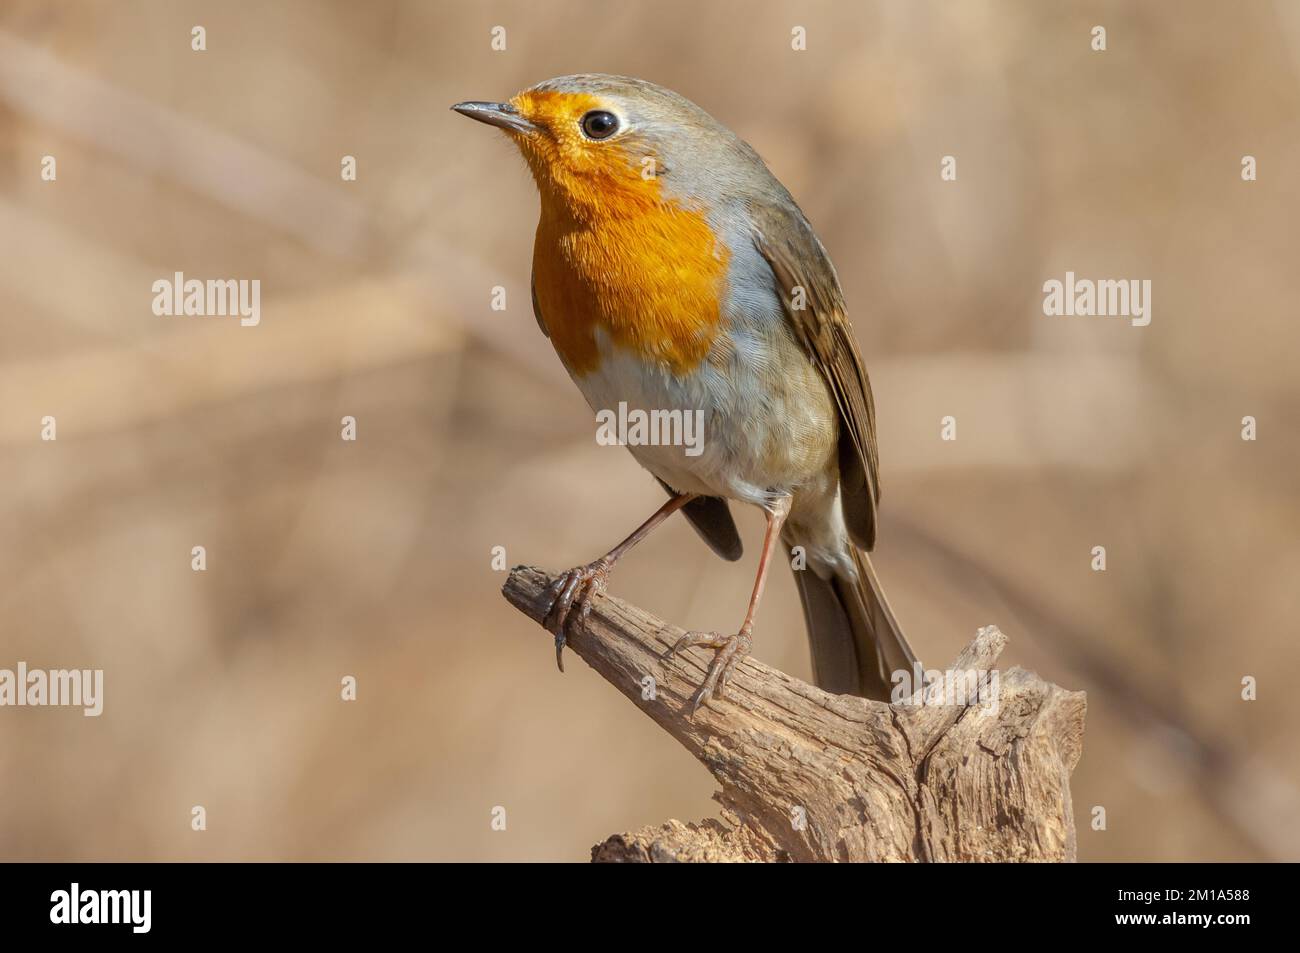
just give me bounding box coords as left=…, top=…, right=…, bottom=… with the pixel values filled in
left=569, top=325, right=837, bottom=509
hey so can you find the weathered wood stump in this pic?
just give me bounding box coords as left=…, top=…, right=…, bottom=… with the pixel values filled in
left=503, top=565, right=1086, bottom=863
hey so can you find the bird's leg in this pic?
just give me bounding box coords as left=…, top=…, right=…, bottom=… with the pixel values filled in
left=544, top=492, right=697, bottom=671
left=663, top=493, right=792, bottom=715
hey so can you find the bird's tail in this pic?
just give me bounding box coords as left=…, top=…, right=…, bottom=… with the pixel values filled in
left=790, top=545, right=918, bottom=701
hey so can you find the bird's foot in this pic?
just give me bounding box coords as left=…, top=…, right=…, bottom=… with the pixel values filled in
left=662, top=628, right=752, bottom=716
left=542, top=558, right=612, bottom=672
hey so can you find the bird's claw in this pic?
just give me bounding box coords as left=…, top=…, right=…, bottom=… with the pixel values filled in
left=662, top=629, right=752, bottom=716
left=542, top=559, right=611, bottom=672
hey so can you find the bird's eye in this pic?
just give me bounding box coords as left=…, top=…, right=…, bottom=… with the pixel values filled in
left=580, top=110, right=619, bottom=140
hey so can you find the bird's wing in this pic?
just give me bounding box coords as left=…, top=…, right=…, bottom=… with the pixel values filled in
left=655, top=479, right=743, bottom=562
left=749, top=199, right=881, bottom=551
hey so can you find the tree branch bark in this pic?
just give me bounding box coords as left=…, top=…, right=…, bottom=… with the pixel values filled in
left=503, top=565, right=1086, bottom=863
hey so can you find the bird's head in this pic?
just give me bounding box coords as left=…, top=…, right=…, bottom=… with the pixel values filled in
left=453, top=74, right=753, bottom=219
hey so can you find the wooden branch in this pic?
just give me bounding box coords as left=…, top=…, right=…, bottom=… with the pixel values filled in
left=503, top=565, right=1087, bottom=863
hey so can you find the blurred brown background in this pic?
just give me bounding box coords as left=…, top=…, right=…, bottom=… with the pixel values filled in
left=1, top=0, right=1297, bottom=861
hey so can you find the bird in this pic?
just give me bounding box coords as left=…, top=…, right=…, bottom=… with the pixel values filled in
left=453, top=74, right=919, bottom=712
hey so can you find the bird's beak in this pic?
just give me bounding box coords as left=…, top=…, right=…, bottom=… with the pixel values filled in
left=451, top=101, right=537, bottom=135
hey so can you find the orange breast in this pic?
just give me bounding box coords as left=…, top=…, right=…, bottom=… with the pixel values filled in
left=531, top=171, right=730, bottom=377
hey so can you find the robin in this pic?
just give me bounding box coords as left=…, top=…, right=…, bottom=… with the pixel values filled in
left=454, top=75, right=918, bottom=711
